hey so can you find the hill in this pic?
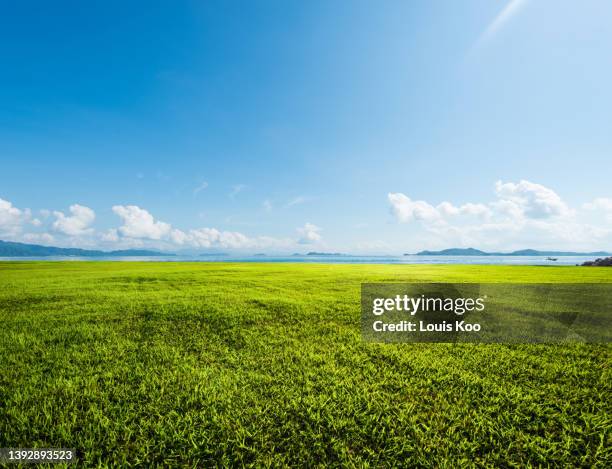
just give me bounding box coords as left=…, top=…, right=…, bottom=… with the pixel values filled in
left=0, top=240, right=171, bottom=257
left=410, top=247, right=611, bottom=256
left=414, top=248, right=488, bottom=256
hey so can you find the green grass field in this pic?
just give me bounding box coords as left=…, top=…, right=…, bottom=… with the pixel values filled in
left=1, top=262, right=610, bottom=467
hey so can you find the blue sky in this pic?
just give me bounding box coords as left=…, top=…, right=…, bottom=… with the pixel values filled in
left=1, top=0, right=611, bottom=253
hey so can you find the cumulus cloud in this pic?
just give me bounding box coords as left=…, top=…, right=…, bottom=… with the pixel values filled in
left=457, top=202, right=492, bottom=217
left=494, top=180, right=570, bottom=219
left=583, top=198, right=612, bottom=221
left=170, top=227, right=296, bottom=250
left=297, top=222, right=322, bottom=244
left=388, top=195, right=493, bottom=224
left=52, top=204, right=95, bottom=236
left=108, top=205, right=293, bottom=250
left=0, top=198, right=33, bottom=237
left=584, top=198, right=612, bottom=211
left=388, top=180, right=612, bottom=251
left=388, top=194, right=441, bottom=223
left=2, top=196, right=311, bottom=252
left=22, top=232, right=55, bottom=244
left=433, top=201, right=492, bottom=218
left=390, top=180, right=569, bottom=227
left=489, top=199, right=523, bottom=220
left=112, top=205, right=171, bottom=240
left=100, top=228, right=120, bottom=243
left=171, top=227, right=251, bottom=249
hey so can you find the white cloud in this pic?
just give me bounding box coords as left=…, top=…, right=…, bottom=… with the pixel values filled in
left=436, top=201, right=459, bottom=217
left=100, top=229, right=120, bottom=243
left=489, top=199, right=523, bottom=220
left=170, top=227, right=292, bottom=250
left=0, top=198, right=31, bottom=236
left=109, top=204, right=293, bottom=250
left=458, top=202, right=492, bottom=217
left=1, top=200, right=318, bottom=252
left=583, top=198, right=612, bottom=221
left=584, top=198, right=612, bottom=211
left=286, top=196, right=308, bottom=208
left=112, top=205, right=171, bottom=240
left=187, top=228, right=249, bottom=249
left=193, top=181, right=209, bottom=196
left=388, top=193, right=441, bottom=223
left=52, top=204, right=96, bottom=236
left=229, top=184, right=246, bottom=198
left=169, top=228, right=188, bottom=245
left=22, top=232, right=55, bottom=244
left=436, top=201, right=491, bottom=218
left=494, top=180, right=570, bottom=219
left=390, top=180, right=569, bottom=226
left=297, top=222, right=322, bottom=244
left=389, top=180, right=612, bottom=251
left=263, top=199, right=273, bottom=212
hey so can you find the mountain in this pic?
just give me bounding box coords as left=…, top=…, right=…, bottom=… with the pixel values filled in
left=410, top=247, right=611, bottom=256
left=414, top=248, right=488, bottom=256
left=0, top=240, right=172, bottom=257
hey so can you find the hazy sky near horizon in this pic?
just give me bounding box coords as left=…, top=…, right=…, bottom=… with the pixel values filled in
left=1, top=0, right=611, bottom=253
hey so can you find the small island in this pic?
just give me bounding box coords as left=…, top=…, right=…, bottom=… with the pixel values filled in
left=306, top=252, right=347, bottom=256
left=408, top=247, right=611, bottom=256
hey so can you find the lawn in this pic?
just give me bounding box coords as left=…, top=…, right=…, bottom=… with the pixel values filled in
left=0, top=262, right=610, bottom=467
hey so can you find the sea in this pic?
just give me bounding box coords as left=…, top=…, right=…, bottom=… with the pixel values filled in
left=0, top=254, right=600, bottom=266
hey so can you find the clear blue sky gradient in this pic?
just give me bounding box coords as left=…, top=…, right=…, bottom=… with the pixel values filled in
left=1, top=1, right=611, bottom=252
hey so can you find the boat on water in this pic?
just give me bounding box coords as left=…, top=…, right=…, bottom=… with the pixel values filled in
left=546, top=257, right=558, bottom=261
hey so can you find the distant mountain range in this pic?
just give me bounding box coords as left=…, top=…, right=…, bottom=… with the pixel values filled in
left=0, top=240, right=172, bottom=257
left=409, top=248, right=611, bottom=256
left=4, top=239, right=608, bottom=259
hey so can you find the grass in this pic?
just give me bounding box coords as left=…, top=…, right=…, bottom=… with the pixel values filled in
left=0, top=262, right=610, bottom=467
